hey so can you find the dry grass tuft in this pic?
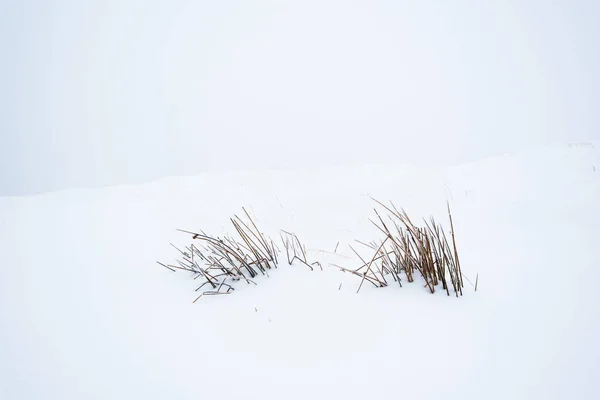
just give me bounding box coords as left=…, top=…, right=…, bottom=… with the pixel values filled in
left=339, top=199, right=466, bottom=296
left=158, top=208, right=316, bottom=302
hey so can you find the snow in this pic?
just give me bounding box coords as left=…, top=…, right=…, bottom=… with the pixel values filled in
left=1, top=143, right=599, bottom=399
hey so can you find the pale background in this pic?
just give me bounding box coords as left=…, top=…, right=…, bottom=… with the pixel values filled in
left=1, top=0, right=598, bottom=195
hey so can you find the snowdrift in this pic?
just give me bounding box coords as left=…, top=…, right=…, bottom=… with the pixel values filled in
left=1, top=143, right=599, bottom=399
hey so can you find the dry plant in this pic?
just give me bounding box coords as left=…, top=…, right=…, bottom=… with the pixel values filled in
left=158, top=202, right=470, bottom=301
left=158, top=208, right=316, bottom=302
left=280, top=230, right=322, bottom=271
left=336, top=199, right=467, bottom=296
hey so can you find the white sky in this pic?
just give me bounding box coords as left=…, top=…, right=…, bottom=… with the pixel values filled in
left=1, top=0, right=599, bottom=195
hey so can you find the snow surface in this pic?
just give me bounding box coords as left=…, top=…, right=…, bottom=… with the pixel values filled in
left=1, top=143, right=599, bottom=399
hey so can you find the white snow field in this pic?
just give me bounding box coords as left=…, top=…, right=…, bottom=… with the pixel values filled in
left=1, top=143, right=599, bottom=399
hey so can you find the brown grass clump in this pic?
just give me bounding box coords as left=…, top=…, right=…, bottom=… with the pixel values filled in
left=158, top=208, right=317, bottom=302
left=338, top=199, right=466, bottom=296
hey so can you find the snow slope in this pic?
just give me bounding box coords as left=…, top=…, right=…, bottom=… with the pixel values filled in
left=1, top=143, right=599, bottom=399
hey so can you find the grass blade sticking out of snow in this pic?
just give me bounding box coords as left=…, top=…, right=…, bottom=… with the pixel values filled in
left=280, top=230, right=322, bottom=271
